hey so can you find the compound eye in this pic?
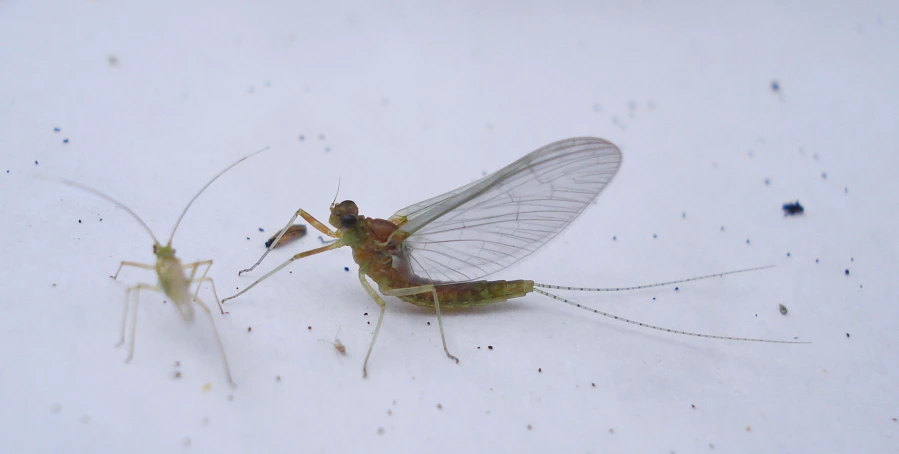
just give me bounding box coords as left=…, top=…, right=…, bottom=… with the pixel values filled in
left=340, top=214, right=357, bottom=229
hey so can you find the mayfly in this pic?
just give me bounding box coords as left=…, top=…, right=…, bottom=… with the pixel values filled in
left=55, top=147, right=269, bottom=385
left=223, top=137, right=805, bottom=377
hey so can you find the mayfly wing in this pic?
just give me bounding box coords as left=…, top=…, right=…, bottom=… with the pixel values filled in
left=390, top=137, right=622, bottom=282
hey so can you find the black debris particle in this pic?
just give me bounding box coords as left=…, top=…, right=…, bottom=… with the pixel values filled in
left=782, top=201, right=804, bottom=216
left=846, top=333, right=850, bottom=338
left=247, top=327, right=252, bottom=332
left=364, top=312, right=368, bottom=316
left=591, top=383, right=596, bottom=387
left=488, top=345, right=494, bottom=350
left=779, top=304, right=788, bottom=315
left=845, top=269, right=850, bottom=276
left=538, top=368, right=542, bottom=373
left=246, top=237, right=250, bottom=240
left=34, top=160, right=38, bottom=165
left=692, top=404, right=696, bottom=409
left=427, top=321, right=431, bottom=325
left=527, top=424, right=533, bottom=431
left=307, top=326, right=312, bottom=330
left=344, top=267, right=350, bottom=272
left=816, top=258, right=820, bottom=263
left=258, top=227, right=264, bottom=232
left=78, top=220, right=82, bottom=223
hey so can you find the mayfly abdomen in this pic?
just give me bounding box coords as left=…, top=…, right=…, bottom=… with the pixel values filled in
left=399, top=279, right=535, bottom=309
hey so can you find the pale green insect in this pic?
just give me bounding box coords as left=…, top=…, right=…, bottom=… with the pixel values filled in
left=56, top=147, right=268, bottom=385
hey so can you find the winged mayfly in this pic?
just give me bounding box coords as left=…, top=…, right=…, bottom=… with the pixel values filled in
left=223, top=137, right=805, bottom=377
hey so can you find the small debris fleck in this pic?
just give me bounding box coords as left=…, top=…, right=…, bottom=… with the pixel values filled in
left=50, top=404, right=62, bottom=414
left=202, top=382, right=212, bottom=391
left=247, top=327, right=252, bottom=332
left=608, top=428, right=615, bottom=434
left=78, top=220, right=82, bottom=224
left=846, top=333, right=850, bottom=338
left=344, top=267, right=350, bottom=272
left=174, top=371, right=182, bottom=379
left=691, top=404, right=696, bottom=409
left=387, top=410, right=392, bottom=416
left=816, top=258, right=820, bottom=263
left=487, top=345, right=493, bottom=350
left=720, top=226, right=725, bottom=232
left=681, top=212, right=686, bottom=219
left=34, top=160, right=38, bottom=165
left=436, top=403, right=442, bottom=410
left=845, top=269, right=850, bottom=276
left=174, top=361, right=180, bottom=367
left=427, top=321, right=431, bottom=325
left=318, top=134, right=325, bottom=140
left=276, top=375, right=281, bottom=382
left=307, top=326, right=312, bottom=330
left=107, top=55, right=119, bottom=67
left=779, top=304, right=788, bottom=315
left=652, top=234, right=657, bottom=239
left=764, top=178, right=771, bottom=186
left=746, top=239, right=751, bottom=244
left=364, top=312, right=368, bottom=316
left=746, top=426, right=752, bottom=432
left=258, top=227, right=264, bottom=232
left=377, top=427, right=385, bottom=435
left=782, top=201, right=804, bottom=216
left=63, top=138, right=69, bottom=144
left=527, top=424, right=533, bottom=431
left=786, top=252, right=791, bottom=257
left=612, top=236, right=617, bottom=241
left=182, top=437, right=191, bottom=447
left=53, top=127, right=61, bottom=132
left=771, top=80, right=780, bottom=92
left=299, top=135, right=305, bottom=141
left=591, top=383, right=596, bottom=387
left=674, top=287, right=679, bottom=291
left=821, top=172, right=828, bottom=179
left=538, top=368, right=542, bottom=373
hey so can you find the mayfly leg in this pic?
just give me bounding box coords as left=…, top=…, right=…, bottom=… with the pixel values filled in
left=223, top=240, right=344, bottom=304
left=381, top=284, right=459, bottom=365
left=238, top=209, right=338, bottom=276
left=357, top=270, right=387, bottom=378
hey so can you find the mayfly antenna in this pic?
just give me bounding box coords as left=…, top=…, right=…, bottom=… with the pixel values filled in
left=167, top=147, right=270, bottom=245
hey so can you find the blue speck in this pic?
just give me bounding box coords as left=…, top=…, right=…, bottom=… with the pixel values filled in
left=787, top=252, right=791, bottom=257
left=674, top=287, right=679, bottom=291
left=299, top=135, right=305, bottom=141
left=246, top=237, right=250, bottom=240
left=771, top=80, right=780, bottom=91
left=746, top=239, right=751, bottom=244
left=822, top=172, right=828, bottom=179
left=34, top=160, right=38, bottom=165
left=816, top=258, right=819, bottom=263
left=612, top=236, right=617, bottom=241
left=720, top=226, right=725, bottom=232
left=844, top=269, right=849, bottom=276
left=844, top=187, right=849, bottom=194
left=63, top=138, right=69, bottom=143
left=53, top=127, right=60, bottom=132
left=764, top=178, right=771, bottom=186
left=652, top=234, right=657, bottom=239
left=325, top=147, right=330, bottom=152
left=344, top=267, right=349, bottom=272
left=681, top=212, right=686, bottom=219
left=652, top=297, right=656, bottom=301
left=258, top=227, right=264, bottom=232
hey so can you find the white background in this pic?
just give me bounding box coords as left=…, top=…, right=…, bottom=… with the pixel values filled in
left=1, top=1, right=897, bottom=453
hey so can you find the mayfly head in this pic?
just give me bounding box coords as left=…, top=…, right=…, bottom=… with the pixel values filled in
left=329, top=200, right=360, bottom=231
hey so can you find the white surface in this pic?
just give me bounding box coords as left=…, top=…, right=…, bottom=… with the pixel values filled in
left=1, top=1, right=897, bottom=453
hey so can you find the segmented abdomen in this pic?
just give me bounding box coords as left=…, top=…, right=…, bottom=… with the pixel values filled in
left=400, top=279, right=535, bottom=308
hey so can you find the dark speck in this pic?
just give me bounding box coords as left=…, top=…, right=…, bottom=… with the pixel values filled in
left=816, top=258, right=819, bottom=263
left=681, top=212, right=686, bottom=219
left=720, top=226, right=725, bottom=232
left=746, top=239, right=751, bottom=244
left=344, top=266, right=349, bottom=272
left=612, top=236, right=617, bottom=241
left=764, top=178, right=771, bottom=186
left=771, top=80, right=780, bottom=92
left=846, top=333, right=850, bottom=338
left=299, top=135, right=305, bottom=141
left=487, top=345, right=493, bottom=350
left=674, top=287, right=679, bottom=291
left=845, top=269, right=850, bottom=276
left=821, top=172, right=828, bottom=179
left=652, top=297, right=656, bottom=301
left=246, top=237, right=250, bottom=240
left=63, top=138, right=69, bottom=144
left=78, top=220, right=81, bottom=224
left=787, top=252, right=791, bottom=257
left=783, top=201, right=804, bottom=216
left=652, top=234, right=657, bottom=239
left=851, top=257, right=854, bottom=262
left=34, top=160, right=38, bottom=165
left=53, top=127, right=61, bottom=132
left=258, top=227, right=264, bottom=232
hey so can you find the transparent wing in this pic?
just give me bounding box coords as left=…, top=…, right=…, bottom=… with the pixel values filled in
left=390, top=137, right=622, bottom=282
